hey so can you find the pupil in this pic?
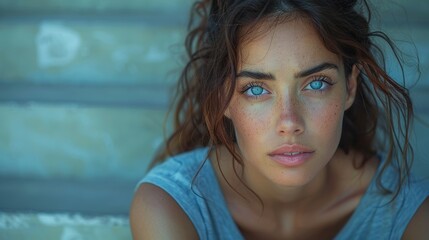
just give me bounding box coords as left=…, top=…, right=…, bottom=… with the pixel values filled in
left=311, top=81, right=322, bottom=89
left=251, top=86, right=263, bottom=95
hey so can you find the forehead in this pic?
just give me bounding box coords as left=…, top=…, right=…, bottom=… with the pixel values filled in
left=238, top=17, right=342, bottom=71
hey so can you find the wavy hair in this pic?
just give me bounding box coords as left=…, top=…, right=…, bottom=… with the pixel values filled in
left=151, top=0, right=414, bottom=197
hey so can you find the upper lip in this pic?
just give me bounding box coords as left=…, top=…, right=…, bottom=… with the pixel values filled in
left=268, top=144, right=314, bottom=156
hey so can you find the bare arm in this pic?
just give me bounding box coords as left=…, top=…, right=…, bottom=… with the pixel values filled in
left=402, top=197, right=429, bottom=240
left=129, top=183, right=199, bottom=240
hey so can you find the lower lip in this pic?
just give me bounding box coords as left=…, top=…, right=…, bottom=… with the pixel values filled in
left=269, top=152, right=313, bottom=167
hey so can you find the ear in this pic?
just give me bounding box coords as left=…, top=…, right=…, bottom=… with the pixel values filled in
left=345, top=64, right=359, bottom=110
left=224, top=106, right=231, bottom=119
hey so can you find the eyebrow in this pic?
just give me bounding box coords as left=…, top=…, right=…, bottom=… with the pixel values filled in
left=236, top=70, right=275, bottom=80
left=295, top=62, right=339, bottom=78
left=236, top=62, right=339, bottom=80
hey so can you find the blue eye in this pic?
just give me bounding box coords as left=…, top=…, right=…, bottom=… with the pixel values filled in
left=241, top=83, right=269, bottom=97
left=304, top=77, right=333, bottom=91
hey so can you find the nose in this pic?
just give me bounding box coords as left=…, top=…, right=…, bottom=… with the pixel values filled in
left=276, top=94, right=304, bottom=136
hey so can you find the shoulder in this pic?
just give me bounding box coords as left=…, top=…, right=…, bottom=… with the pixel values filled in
left=335, top=152, right=429, bottom=239
left=402, top=196, right=429, bottom=239
left=389, top=172, right=429, bottom=238
left=130, top=147, right=213, bottom=239
left=129, top=183, right=199, bottom=240
left=140, top=147, right=210, bottom=189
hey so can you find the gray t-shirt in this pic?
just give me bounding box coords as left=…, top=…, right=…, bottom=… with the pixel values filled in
left=139, top=147, right=429, bottom=239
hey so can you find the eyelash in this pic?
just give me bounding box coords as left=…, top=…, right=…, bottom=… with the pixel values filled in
left=304, top=75, right=335, bottom=92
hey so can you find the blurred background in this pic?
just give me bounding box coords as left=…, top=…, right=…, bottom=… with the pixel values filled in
left=0, top=0, right=428, bottom=239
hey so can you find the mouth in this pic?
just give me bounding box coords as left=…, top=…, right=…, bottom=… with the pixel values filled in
left=268, top=144, right=314, bottom=167
left=268, top=144, right=314, bottom=155
left=281, top=152, right=305, bottom=156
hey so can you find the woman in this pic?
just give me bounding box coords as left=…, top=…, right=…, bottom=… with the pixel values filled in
left=130, top=0, right=429, bottom=239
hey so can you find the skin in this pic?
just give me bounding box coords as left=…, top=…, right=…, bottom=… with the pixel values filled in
left=130, top=184, right=199, bottom=239
left=129, top=17, right=429, bottom=240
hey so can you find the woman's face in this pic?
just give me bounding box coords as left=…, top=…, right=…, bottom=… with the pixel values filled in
left=225, top=18, right=358, bottom=187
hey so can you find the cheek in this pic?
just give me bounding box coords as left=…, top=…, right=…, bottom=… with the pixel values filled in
left=228, top=100, right=272, bottom=143
left=308, top=100, right=344, bottom=139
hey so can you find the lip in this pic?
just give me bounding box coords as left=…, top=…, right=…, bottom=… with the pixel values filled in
left=268, top=144, right=314, bottom=167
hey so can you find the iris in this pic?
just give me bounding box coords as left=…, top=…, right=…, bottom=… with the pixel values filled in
left=309, top=80, right=323, bottom=90
left=250, top=86, right=264, bottom=95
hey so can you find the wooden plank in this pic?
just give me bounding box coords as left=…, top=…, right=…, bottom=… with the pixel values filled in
left=0, top=83, right=172, bottom=108
left=0, top=212, right=130, bottom=240
left=0, top=177, right=134, bottom=215
left=0, top=0, right=192, bottom=13
left=0, top=104, right=168, bottom=180
left=0, top=20, right=186, bottom=85
left=375, top=0, right=429, bottom=26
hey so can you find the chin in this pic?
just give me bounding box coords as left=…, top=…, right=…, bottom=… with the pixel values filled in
left=269, top=170, right=318, bottom=188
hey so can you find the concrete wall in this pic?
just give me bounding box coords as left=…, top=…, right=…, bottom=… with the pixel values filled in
left=0, top=0, right=428, bottom=239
